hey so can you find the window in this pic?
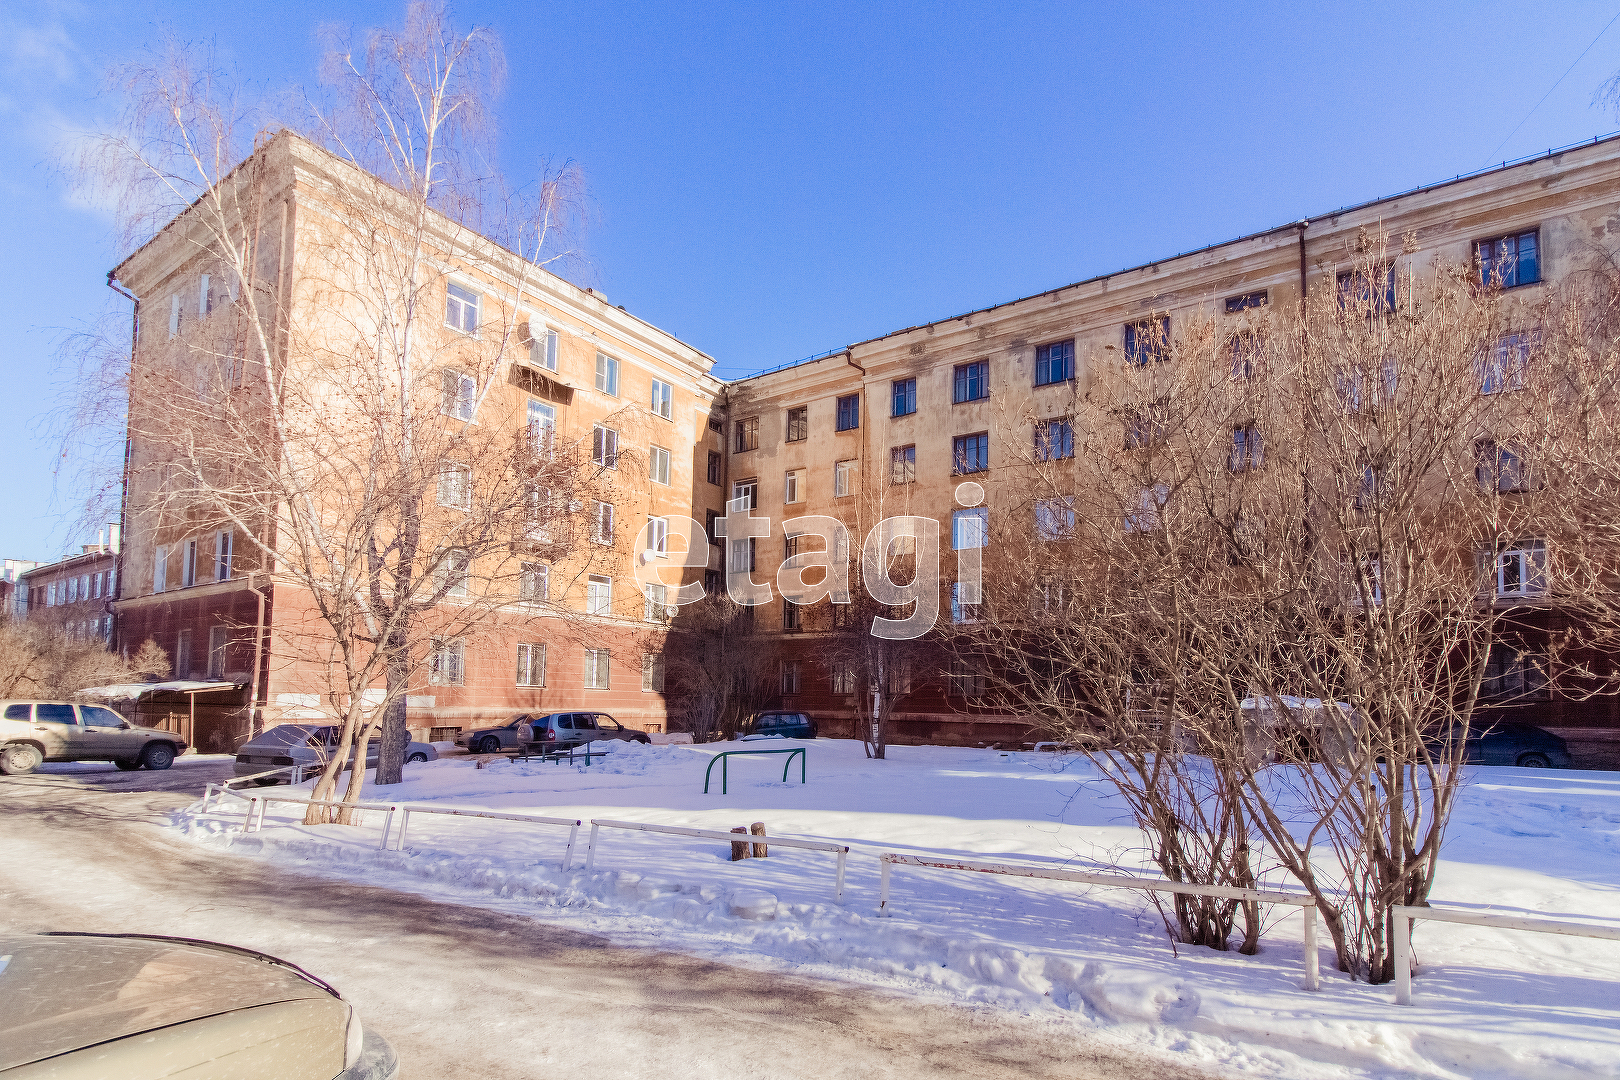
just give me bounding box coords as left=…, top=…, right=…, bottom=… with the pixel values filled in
left=953, top=433, right=989, bottom=474
left=644, top=582, right=670, bottom=622
left=730, top=538, right=757, bottom=574
left=732, top=479, right=758, bottom=509
left=198, top=274, right=212, bottom=317
left=438, top=548, right=470, bottom=597
left=649, top=445, right=671, bottom=486
left=1229, top=331, right=1263, bottom=379
left=1225, top=290, right=1268, bottom=313
left=1494, top=541, right=1547, bottom=599
left=890, top=445, right=916, bottom=485
left=207, top=626, right=228, bottom=680
left=836, top=394, right=860, bottom=431
left=642, top=653, right=666, bottom=692
left=517, top=643, right=546, bottom=687
left=786, top=406, right=808, bottom=442
left=1034, top=497, right=1075, bottom=541
left=437, top=464, right=472, bottom=510
left=1477, top=230, right=1540, bottom=289
left=783, top=600, right=801, bottom=631
left=1124, top=316, right=1170, bottom=365
left=1476, top=439, right=1528, bottom=494
left=1123, top=401, right=1168, bottom=449
left=428, top=637, right=464, bottom=685
left=642, top=517, right=667, bottom=560
left=1354, top=460, right=1388, bottom=512
left=518, top=561, right=550, bottom=602
left=1336, top=357, right=1399, bottom=412
left=168, top=294, right=180, bottom=338
left=953, top=507, right=988, bottom=550
left=529, top=324, right=558, bottom=370
left=781, top=660, right=801, bottom=692
left=587, top=574, right=613, bottom=615
left=528, top=399, right=556, bottom=455
left=153, top=546, right=168, bottom=593
left=592, top=426, right=619, bottom=469
left=1231, top=424, right=1263, bottom=472
left=92, top=572, right=102, bottom=599
left=1034, top=419, right=1073, bottom=462
left=181, top=540, right=197, bottom=588
left=834, top=460, right=855, bottom=497
left=735, top=417, right=759, bottom=453
left=1125, top=484, right=1168, bottom=533
left=1481, top=331, right=1534, bottom=393
left=784, top=469, right=804, bottom=503
left=595, top=353, right=620, bottom=396
left=1035, top=340, right=1075, bottom=386
left=705, top=568, right=722, bottom=595
left=66, top=577, right=77, bottom=603
left=832, top=666, right=856, bottom=694
left=1336, top=265, right=1398, bottom=314
left=175, top=629, right=192, bottom=678
left=592, top=502, right=615, bottom=545
left=441, top=369, right=476, bottom=421
left=892, top=379, right=917, bottom=417
left=585, top=648, right=611, bottom=689
left=1482, top=642, right=1546, bottom=699
left=650, top=378, right=673, bottom=419
left=951, top=582, right=981, bottom=623
left=706, top=509, right=721, bottom=546
left=214, top=530, right=233, bottom=581
left=1346, top=554, right=1384, bottom=607
left=784, top=533, right=803, bottom=560
left=953, top=360, right=989, bottom=403
left=707, top=451, right=722, bottom=485
left=950, top=659, right=986, bottom=698
left=445, top=282, right=479, bottom=333
left=708, top=417, right=723, bottom=432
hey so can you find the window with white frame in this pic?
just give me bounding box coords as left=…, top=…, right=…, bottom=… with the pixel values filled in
left=642, top=652, right=666, bottom=692
left=731, top=478, right=758, bottom=509
left=438, top=549, right=470, bottom=597
left=650, top=378, right=673, bottom=419
left=1492, top=540, right=1547, bottom=598
left=587, top=574, right=612, bottom=615
left=429, top=637, right=465, bottom=685
left=832, top=666, right=856, bottom=694
left=529, top=323, right=558, bottom=370
left=520, top=562, right=549, bottom=602
left=781, top=660, right=801, bottom=694
left=1034, top=497, right=1075, bottom=541
left=649, top=445, right=671, bottom=485
left=445, top=282, right=479, bottom=334
left=729, top=537, right=757, bottom=574
left=528, top=399, right=556, bottom=455
left=592, top=425, right=619, bottom=469
left=1347, top=554, right=1384, bottom=606
left=834, top=460, right=855, bottom=497
left=1475, top=438, right=1529, bottom=494
left=644, top=582, right=669, bottom=622
left=952, top=507, right=988, bottom=550
left=585, top=648, right=611, bottom=689
left=168, top=294, right=181, bottom=338
left=523, top=484, right=551, bottom=542
left=595, top=353, right=620, bottom=396
left=214, top=530, right=233, bottom=581
left=1480, top=331, right=1534, bottom=394
left=592, top=501, right=615, bottom=545
left=951, top=581, right=981, bottom=624
left=437, top=463, right=472, bottom=510
left=784, top=469, right=804, bottom=503
left=646, top=516, right=668, bottom=558
left=181, top=540, right=197, bottom=588
left=516, top=642, right=546, bottom=687
left=441, top=369, right=476, bottom=421
left=153, top=546, right=168, bottom=593
left=890, top=446, right=916, bottom=485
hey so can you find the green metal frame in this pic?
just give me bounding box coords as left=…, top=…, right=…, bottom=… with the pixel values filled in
left=703, top=747, right=806, bottom=794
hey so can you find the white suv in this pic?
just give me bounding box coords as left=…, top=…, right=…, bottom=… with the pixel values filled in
left=0, top=701, right=189, bottom=775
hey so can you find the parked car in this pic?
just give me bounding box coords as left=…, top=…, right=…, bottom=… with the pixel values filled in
left=458, top=712, right=651, bottom=754
left=0, top=700, right=188, bottom=776
left=234, top=724, right=439, bottom=784
left=1451, top=721, right=1571, bottom=768
left=0, top=931, right=396, bottom=1079
left=735, top=711, right=818, bottom=740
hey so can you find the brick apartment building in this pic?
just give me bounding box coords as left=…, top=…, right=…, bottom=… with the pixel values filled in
left=19, top=537, right=119, bottom=642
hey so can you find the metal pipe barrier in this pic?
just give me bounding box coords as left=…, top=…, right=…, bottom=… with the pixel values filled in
left=202, top=765, right=308, bottom=811
left=878, top=852, right=1321, bottom=992
left=702, top=747, right=806, bottom=794
left=387, top=805, right=583, bottom=870
left=1392, top=904, right=1620, bottom=1005
left=585, top=818, right=848, bottom=904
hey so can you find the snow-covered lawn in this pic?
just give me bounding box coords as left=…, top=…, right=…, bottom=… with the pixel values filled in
left=173, top=739, right=1620, bottom=1080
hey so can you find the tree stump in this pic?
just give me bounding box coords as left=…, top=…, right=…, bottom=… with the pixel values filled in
left=750, top=821, right=768, bottom=858
left=730, top=826, right=751, bottom=861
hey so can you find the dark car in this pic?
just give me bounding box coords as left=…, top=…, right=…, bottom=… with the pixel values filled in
left=736, top=711, right=818, bottom=740
left=1458, top=721, right=1572, bottom=768
left=459, top=712, right=650, bottom=754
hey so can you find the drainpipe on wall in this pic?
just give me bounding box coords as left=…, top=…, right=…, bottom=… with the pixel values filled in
left=1296, top=220, right=1310, bottom=306
left=245, top=571, right=268, bottom=740
left=105, top=272, right=138, bottom=660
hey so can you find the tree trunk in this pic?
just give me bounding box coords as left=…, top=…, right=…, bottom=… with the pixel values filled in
left=750, top=821, right=768, bottom=858
left=730, top=827, right=750, bottom=861
left=373, top=636, right=411, bottom=785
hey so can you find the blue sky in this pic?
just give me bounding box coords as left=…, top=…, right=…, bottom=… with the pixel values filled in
left=4, top=1, right=1619, bottom=561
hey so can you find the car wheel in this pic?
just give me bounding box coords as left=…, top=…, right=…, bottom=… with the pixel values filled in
left=478, top=736, right=502, bottom=754
left=251, top=777, right=281, bottom=787
left=633, top=733, right=651, bottom=744
left=0, top=743, right=43, bottom=776
left=114, top=759, right=142, bottom=771
left=1516, top=752, right=1552, bottom=769
left=407, top=752, right=427, bottom=763
left=141, top=743, right=176, bottom=771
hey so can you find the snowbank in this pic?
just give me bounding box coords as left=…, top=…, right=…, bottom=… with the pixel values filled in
left=173, top=739, right=1620, bottom=1080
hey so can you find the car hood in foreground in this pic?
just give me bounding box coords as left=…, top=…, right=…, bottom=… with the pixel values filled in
left=0, top=933, right=339, bottom=1070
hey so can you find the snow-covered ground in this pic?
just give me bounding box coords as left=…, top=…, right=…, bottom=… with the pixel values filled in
left=172, top=739, right=1620, bottom=1080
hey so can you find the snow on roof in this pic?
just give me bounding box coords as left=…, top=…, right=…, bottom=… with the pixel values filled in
left=76, top=680, right=243, bottom=700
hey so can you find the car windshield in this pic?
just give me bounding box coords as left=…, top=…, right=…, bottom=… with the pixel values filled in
left=247, top=725, right=321, bottom=749
left=758, top=714, right=797, bottom=728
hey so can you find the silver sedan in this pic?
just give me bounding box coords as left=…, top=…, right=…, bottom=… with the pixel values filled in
left=234, top=724, right=438, bottom=784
